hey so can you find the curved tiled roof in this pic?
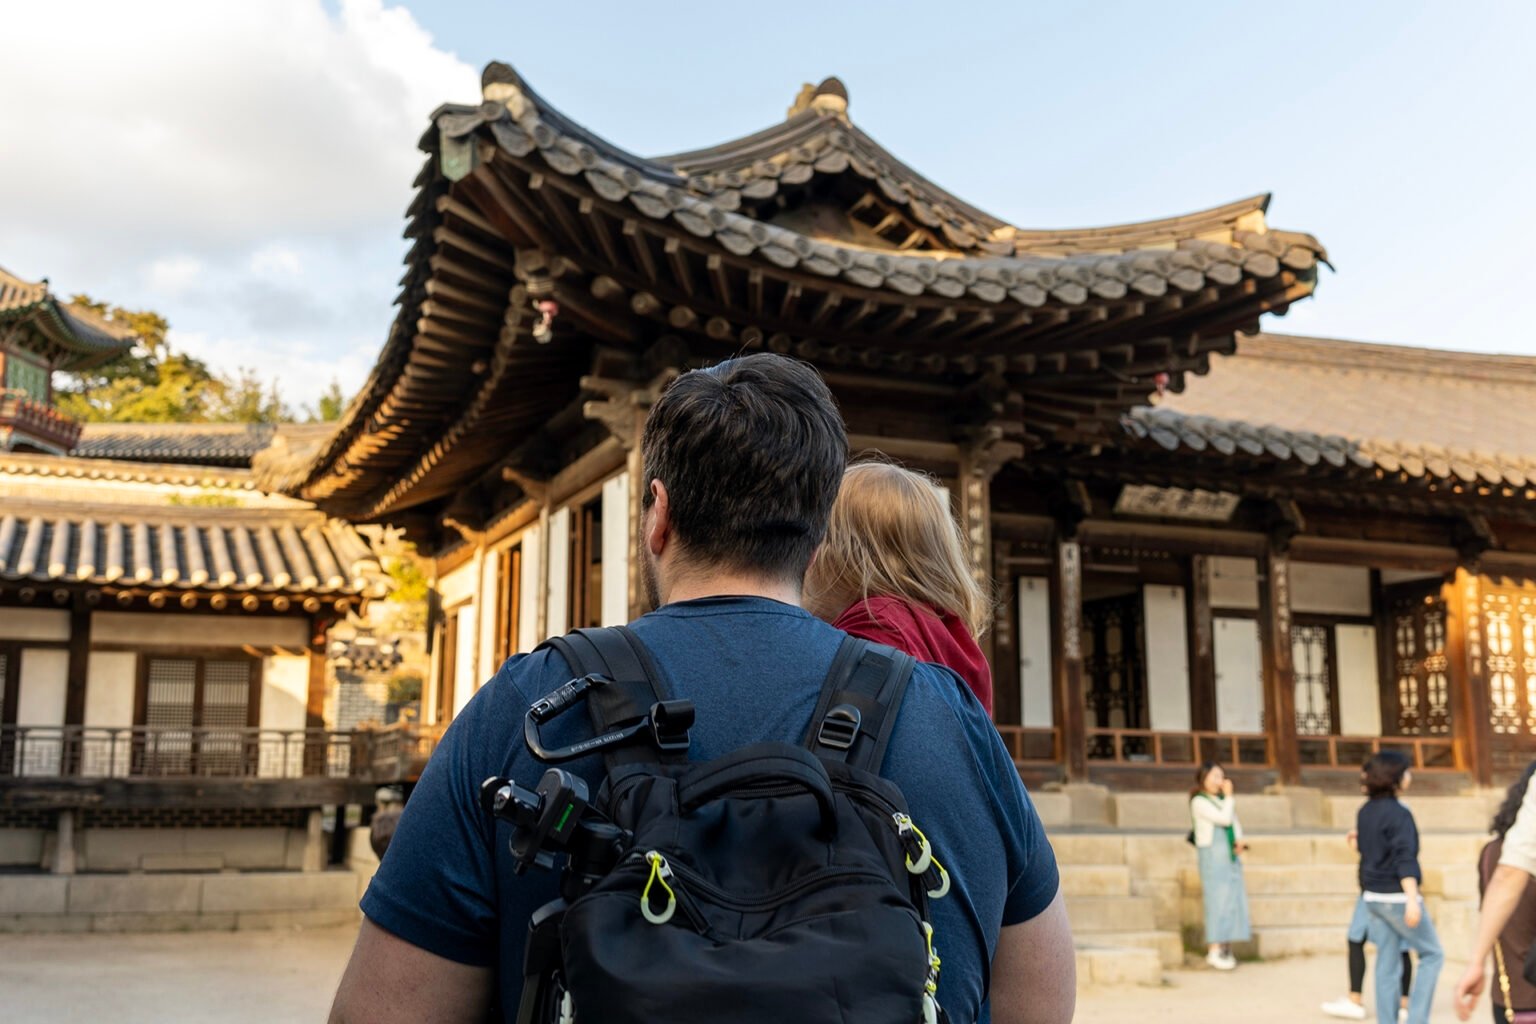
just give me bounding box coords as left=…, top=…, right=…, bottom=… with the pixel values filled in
left=275, top=62, right=1327, bottom=520
left=0, top=502, right=385, bottom=598
left=1124, top=334, right=1536, bottom=492
left=434, top=73, right=1326, bottom=307
left=0, top=267, right=137, bottom=369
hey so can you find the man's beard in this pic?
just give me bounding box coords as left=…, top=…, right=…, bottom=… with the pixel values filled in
left=641, top=546, right=661, bottom=611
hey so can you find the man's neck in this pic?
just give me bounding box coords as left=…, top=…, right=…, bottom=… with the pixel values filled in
left=662, top=570, right=801, bottom=608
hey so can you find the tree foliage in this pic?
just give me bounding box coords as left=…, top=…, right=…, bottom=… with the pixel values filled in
left=306, top=378, right=349, bottom=423
left=55, top=294, right=294, bottom=424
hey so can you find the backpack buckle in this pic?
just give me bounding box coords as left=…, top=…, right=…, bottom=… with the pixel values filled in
left=816, top=704, right=861, bottom=750
left=648, top=700, right=695, bottom=754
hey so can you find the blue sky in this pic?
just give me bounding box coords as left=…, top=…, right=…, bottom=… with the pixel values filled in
left=3, top=1, right=1532, bottom=409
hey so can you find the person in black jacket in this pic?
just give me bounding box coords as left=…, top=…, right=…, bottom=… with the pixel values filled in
left=1358, top=751, right=1443, bottom=1024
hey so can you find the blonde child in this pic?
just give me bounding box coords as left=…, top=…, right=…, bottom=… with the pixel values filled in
left=804, top=461, right=993, bottom=713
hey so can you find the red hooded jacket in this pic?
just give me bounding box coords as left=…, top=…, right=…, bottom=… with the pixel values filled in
left=831, top=595, right=993, bottom=715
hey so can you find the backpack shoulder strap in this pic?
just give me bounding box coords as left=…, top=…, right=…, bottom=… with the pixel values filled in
left=803, top=635, right=917, bottom=775
left=540, top=625, right=684, bottom=768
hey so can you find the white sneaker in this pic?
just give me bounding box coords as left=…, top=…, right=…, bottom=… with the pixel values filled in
left=1397, top=1010, right=1407, bottom=1024
left=1206, top=950, right=1237, bottom=971
left=1320, top=998, right=1367, bottom=1020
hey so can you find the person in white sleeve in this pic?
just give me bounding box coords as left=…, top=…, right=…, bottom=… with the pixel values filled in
left=1190, top=761, right=1252, bottom=970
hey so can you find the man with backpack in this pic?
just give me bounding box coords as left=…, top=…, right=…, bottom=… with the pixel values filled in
left=329, top=353, right=1074, bottom=1024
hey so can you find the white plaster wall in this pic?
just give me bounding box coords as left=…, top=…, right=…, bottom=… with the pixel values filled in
left=258, top=654, right=310, bottom=778
left=1143, top=585, right=1191, bottom=732
left=83, top=651, right=137, bottom=778
left=436, top=561, right=478, bottom=609
left=18, top=649, right=67, bottom=726
left=1291, top=563, right=1372, bottom=617
left=453, top=605, right=477, bottom=717
left=601, top=473, right=630, bottom=627
left=478, top=549, right=499, bottom=682
left=91, top=613, right=306, bottom=650
left=518, top=525, right=541, bottom=655
left=1336, top=624, right=1383, bottom=736
left=0, top=608, right=69, bottom=641
left=1017, top=577, right=1053, bottom=728
left=546, top=507, right=571, bottom=639
left=1214, top=617, right=1264, bottom=733
left=18, top=649, right=67, bottom=775
left=1208, top=556, right=1260, bottom=611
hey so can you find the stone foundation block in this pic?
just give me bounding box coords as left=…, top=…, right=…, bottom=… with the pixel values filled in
left=90, top=912, right=237, bottom=933
left=202, top=871, right=358, bottom=913
left=0, top=875, right=68, bottom=915
left=67, top=874, right=201, bottom=915
left=234, top=908, right=361, bottom=931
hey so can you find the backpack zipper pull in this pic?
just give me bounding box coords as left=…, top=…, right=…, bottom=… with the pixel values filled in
left=892, top=813, right=951, bottom=899
left=640, top=850, right=677, bottom=925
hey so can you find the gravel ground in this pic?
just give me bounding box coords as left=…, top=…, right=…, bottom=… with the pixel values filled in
left=0, top=925, right=1480, bottom=1023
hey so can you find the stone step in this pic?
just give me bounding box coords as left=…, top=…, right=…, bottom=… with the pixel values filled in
left=1112, top=793, right=1294, bottom=831
left=1181, top=863, right=1359, bottom=896
left=1246, top=894, right=1361, bottom=928
left=1075, top=944, right=1165, bottom=986
left=1078, top=929, right=1185, bottom=968
left=1048, top=834, right=1126, bottom=866
left=1253, top=924, right=1346, bottom=959
left=1066, top=896, right=1155, bottom=933
left=1325, top=794, right=1501, bottom=832
left=1059, top=865, right=1132, bottom=898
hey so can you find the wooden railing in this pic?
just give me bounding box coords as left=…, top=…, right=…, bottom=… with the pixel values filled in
left=1086, top=727, right=1273, bottom=768
left=1297, top=734, right=1457, bottom=771
left=0, top=724, right=438, bottom=782
left=993, top=726, right=1060, bottom=765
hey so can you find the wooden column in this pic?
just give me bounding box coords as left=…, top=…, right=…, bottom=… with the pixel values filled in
left=63, top=601, right=90, bottom=727
left=1051, top=535, right=1087, bottom=780
left=1258, top=543, right=1300, bottom=784
left=959, top=430, right=1023, bottom=670
left=1188, top=555, right=1217, bottom=733
left=991, top=543, right=1020, bottom=726
left=304, top=617, right=328, bottom=776
left=1444, top=567, right=1492, bottom=786
left=581, top=364, right=678, bottom=622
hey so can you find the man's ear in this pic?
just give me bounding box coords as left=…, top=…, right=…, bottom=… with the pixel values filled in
left=645, top=479, right=671, bottom=557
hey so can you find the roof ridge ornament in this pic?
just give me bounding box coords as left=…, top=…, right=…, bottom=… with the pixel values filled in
left=787, top=76, right=848, bottom=118
left=482, top=60, right=532, bottom=119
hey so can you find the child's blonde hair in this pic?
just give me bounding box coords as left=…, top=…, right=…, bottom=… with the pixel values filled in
left=805, top=461, right=989, bottom=638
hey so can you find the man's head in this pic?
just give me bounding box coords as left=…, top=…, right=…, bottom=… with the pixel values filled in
left=639, top=354, right=845, bottom=606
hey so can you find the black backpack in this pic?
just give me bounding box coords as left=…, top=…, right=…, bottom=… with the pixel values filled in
left=491, top=625, right=954, bottom=1024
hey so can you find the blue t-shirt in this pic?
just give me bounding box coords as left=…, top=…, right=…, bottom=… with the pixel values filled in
left=363, top=597, right=1059, bottom=1023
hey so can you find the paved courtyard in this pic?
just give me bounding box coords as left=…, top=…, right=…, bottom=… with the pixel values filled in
left=0, top=924, right=1477, bottom=1022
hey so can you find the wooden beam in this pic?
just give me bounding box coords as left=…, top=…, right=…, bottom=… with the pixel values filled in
left=664, top=237, right=696, bottom=298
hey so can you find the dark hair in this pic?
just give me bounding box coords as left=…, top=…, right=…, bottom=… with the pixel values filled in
left=1492, top=761, right=1536, bottom=837
left=640, top=354, right=846, bottom=582
left=1362, top=751, right=1412, bottom=798
left=1190, top=761, right=1224, bottom=799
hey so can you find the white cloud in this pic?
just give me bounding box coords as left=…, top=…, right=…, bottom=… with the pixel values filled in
left=0, top=0, right=480, bottom=408
left=145, top=256, right=203, bottom=294
left=250, top=244, right=303, bottom=277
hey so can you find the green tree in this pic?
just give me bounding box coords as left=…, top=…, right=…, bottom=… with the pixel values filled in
left=55, top=295, right=293, bottom=424
left=306, top=378, right=349, bottom=422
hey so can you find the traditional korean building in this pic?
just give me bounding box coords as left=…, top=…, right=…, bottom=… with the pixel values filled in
left=259, top=62, right=1533, bottom=797
left=0, top=268, right=136, bottom=454
left=0, top=295, right=411, bottom=912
